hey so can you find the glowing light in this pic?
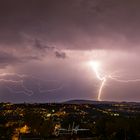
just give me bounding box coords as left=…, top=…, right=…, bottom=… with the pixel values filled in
left=89, top=61, right=106, bottom=101
left=89, top=60, right=140, bottom=101
left=19, top=125, right=29, bottom=133
left=89, top=61, right=104, bottom=80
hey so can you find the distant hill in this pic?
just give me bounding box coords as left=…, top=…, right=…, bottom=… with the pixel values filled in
left=63, top=99, right=140, bottom=105
left=63, top=99, right=117, bottom=104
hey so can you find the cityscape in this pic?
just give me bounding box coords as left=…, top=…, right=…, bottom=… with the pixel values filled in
left=1, top=100, right=140, bottom=139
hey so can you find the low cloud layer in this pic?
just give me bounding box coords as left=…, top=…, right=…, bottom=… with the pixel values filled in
left=0, top=38, right=67, bottom=68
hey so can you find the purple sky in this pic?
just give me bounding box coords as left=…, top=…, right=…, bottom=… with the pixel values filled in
left=0, top=0, right=140, bottom=102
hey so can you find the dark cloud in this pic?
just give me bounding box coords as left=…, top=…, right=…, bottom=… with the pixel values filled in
left=33, top=39, right=55, bottom=51
left=55, top=51, right=66, bottom=59
left=0, top=50, right=42, bottom=68
left=0, top=51, right=21, bottom=68
left=0, top=0, right=140, bottom=51
left=32, top=39, right=67, bottom=59
left=0, top=37, right=67, bottom=69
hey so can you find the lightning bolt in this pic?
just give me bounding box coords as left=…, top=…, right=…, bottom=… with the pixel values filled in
left=109, top=76, right=140, bottom=83
left=38, top=80, right=64, bottom=93
left=0, top=73, right=64, bottom=96
left=7, top=80, right=34, bottom=96
left=0, top=73, right=26, bottom=78
left=90, top=61, right=107, bottom=101
left=90, top=61, right=140, bottom=101
left=0, top=73, right=34, bottom=96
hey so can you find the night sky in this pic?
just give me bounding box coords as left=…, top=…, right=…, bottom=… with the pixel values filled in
left=0, top=0, right=140, bottom=102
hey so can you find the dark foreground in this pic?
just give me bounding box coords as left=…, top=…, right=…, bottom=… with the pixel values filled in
left=0, top=101, right=140, bottom=140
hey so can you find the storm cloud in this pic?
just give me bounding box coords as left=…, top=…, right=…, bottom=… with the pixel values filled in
left=0, top=0, right=140, bottom=51
left=0, top=0, right=140, bottom=102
